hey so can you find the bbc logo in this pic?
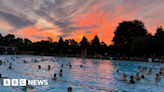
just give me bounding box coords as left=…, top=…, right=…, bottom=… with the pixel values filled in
left=3, top=79, right=26, bottom=86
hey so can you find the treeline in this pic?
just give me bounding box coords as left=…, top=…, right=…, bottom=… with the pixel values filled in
left=0, top=19, right=164, bottom=57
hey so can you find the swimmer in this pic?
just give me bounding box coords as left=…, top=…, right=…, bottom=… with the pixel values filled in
left=159, top=68, right=163, bottom=75
left=155, top=74, right=161, bottom=81
left=141, top=75, right=150, bottom=81
left=10, top=62, right=12, bottom=65
left=23, top=60, right=26, bottom=63
left=0, top=74, right=8, bottom=78
left=52, top=74, right=58, bottom=80
left=23, top=80, right=33, bottom=89
left=117, top=70, right=120, bottom=73
left=145, top=67, right=147, bottom=71
left=38, top=65, right=41, bottom=69
left=146, top=69, right=152, bottom=74
left=129, top=75, right=135, bottom=84
left=67, top=87, right=72, bottom=92
left=139, top=67, right=141, bottom=70
left=120, top=73, right=127, bottom=81
left=80, top=65, right=82, bottom=67
left=9, top=66, right=12, bottom=69
left=59, top=69, right=62, bottom=76
left=135, top=72, right=141, bottom=80
left=69, top=65, right=72, bottom=68
left=140, top=68, right=144, bottom=72
left=48, top=65, right=51, bottom=70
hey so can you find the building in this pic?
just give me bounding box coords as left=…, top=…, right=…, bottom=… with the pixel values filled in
left=0, top=46, right=17, bottom=54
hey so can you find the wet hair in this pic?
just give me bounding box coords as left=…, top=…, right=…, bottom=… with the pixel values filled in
left=80, top=65, right=82, bottom=67
left=0, top=74, right=1, bottom=77
left=54, top=74, right=56, bottom=77
left=60, top=69, right=62, bottom=72
left=38, top=65, right=41, bottom=69
left=9, top=66, right=11, bottom=69
left=68, top=87, right=72, bottom=91
left=130, top=75, right=134, bottom=79
left=156, top=73, right=159, bottom=76
left=70, top=65, right=72, bottom=68
left=141, top=75, right=145, bottom=79
left=117, top=70, right=119, bottom=72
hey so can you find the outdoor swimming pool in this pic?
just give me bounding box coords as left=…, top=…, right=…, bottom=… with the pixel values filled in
left=0, top=55, right=164, bottom=92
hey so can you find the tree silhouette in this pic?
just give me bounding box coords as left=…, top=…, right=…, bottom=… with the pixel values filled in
left=155, top=26, right=163, bottom=37
left=92, top=35, right=100, bottom=52
left=80, top=36, right=89, bottom=49
left=113, top=19, right=147, bottom=51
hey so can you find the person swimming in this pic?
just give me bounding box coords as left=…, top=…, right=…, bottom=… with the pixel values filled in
left=146, top=68, right=152, bottom=74
left=145, top=67, right=147, bottom=71
left=141, top=75, right=150, bottom=81
left=10, top=62, right=12, bottom=65
left=117, top=70, right=120, bottom=73
left=9, top=66, right=12, bottom=69
left=69, top=65, right=72, bottom=68
left=52, top=74, right=58, bottom=80
left=38, top=65, right=41, bottom=69
left=23, top=60, right=26, bottom=63
left=23, top=80, right=33, bottom=89
left=67, top=87, right=72, bottom=92
left=140, top=68, right=144, bottom=72
left=59, top=69, right=62, bottom=76
left=80, top=65, right=82, bottom=67
left=129, top=75, right=135, bottom=84
left=155, top=73, right=161, bottom=81
left=0, top=74, right=8, bottom=78
left=48, top=65, right=51, bottom=70
left=135, top=72, right=141, bottom=80
left=120, top=73, right=127, bottom=81
left=139, top=67, right=141, bottom=70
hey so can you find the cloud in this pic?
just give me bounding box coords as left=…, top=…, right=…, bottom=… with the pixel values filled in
left=56, top=34, right=72, bottom=38
left=0, top=11, right=35, bottom=29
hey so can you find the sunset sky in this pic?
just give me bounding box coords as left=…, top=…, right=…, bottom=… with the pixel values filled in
left=0, top=0, right=164, bottom=45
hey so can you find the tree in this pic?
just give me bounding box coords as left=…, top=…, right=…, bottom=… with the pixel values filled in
left=155, top=26, right=163, bottom=37
left=80, top=36, right=89, bottom=49
left=91, top=35, right=100, bottom=52
left=112, top=19, right=147, bottom=51
left=131, top=37, right=155, bottom=55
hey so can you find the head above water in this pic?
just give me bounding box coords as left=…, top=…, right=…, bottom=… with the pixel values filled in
left=156, top=73, right=160, bottom=77
left=130, top=75, right=134, bottom=79
left=54, top=74, right=56, bottom=78
left=136, top=72, right=139, bottom=76
left=141, top=75, right=145, bottom=79
left=68, top=87, right=72, bottom=92
left=117, top=70, right=119, bottom=73
left=0, top=74, right=1, bottom=77
left=123, top=73, right=127, bottom=77
left=60, top=69, right=62, bottom=72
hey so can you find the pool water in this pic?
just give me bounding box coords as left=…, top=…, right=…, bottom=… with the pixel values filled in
left=0, top=55, right=164, bottom=92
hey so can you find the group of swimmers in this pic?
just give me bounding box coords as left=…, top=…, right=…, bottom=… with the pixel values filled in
left=0, top=56, right=74, bottom=92
left=117, top=66, right=162, bottom=84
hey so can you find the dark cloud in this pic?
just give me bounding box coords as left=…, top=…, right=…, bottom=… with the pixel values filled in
left=32, top=35, right=47, bottom=39
left=86, top=31, right=92, bottom=34
left=0, top=11, right=35, bottom=29
left=56, top=34, right=72, bottom=38
left=38, top=28, right=55, bottom=32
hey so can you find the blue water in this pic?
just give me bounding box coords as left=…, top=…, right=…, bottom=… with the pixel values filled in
left=0, top=55, right=164, bottom=92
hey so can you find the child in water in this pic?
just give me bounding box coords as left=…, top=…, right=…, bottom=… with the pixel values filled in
left=120, top=73, right=127, bottom=81
left=129, top=76, right=135, bottom=84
